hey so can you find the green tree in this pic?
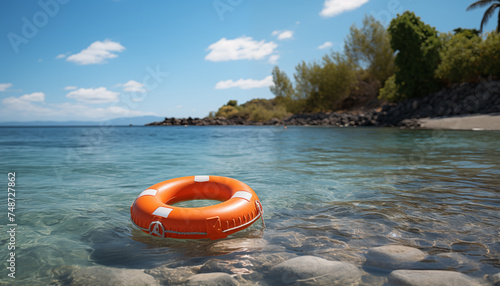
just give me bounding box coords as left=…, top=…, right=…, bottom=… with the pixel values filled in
left=270, top=66, right=299, bottom=113
left=389, top=11, right=442, bottom=99
left=226, top=100, right=238, bottom=107
left=435, top=32, right=482, bottom=83
left=293, top=53, right=357, bottom=112
left=344, top=15, right=395, bottom=86
left=270, top=66, right=294, bottom=99
left=436, top=32, right=500, bottom=83
left=480, top=32, right=500, bottom=77
left=453, top=28, right=481, bottom=38
left=467, top=0, right=500, bottom=33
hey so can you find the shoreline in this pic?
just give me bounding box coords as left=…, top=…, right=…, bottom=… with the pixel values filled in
left=145, top=112, right=500, bottom=131
left=419, top=113, right=500, bottom=130
left=147, top=80, right=500, bottom=130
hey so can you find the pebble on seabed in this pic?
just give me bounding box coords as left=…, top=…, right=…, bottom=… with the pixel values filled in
left=388, top=270, right=482, bottom=286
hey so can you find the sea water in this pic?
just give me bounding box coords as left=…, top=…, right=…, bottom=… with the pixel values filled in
left=0, top=126, right=498, bottom=284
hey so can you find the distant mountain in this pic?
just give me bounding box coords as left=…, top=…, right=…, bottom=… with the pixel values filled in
left=0, top=116, right=164, bottom=126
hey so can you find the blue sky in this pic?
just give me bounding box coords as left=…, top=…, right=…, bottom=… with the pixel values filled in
left=0, top=0, right=495, bottom=122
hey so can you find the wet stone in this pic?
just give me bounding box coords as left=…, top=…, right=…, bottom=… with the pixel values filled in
left=488, top=272, right=500, bottom=286
left=365, top=245, right=426, bottom=269
left=199, top=251, right=297, bottom=281
left=433, top=252, right=479, bottom=271
left=209, top=238, right=268, bottom=253
left=270, top=255, right=362, bottom=285
left=145, top=265, right=198, bottom=285
left=64, top=266, right=158, bottom=286
left=388, top=270, right=482, bottom=286
left=186, top=272, right=238, bottom=286
left=200, top=258, right=254, bottom=275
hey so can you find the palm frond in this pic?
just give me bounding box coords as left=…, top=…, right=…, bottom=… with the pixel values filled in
left=480, top=4, right=500, bottom=31
left=497, top=4, right=500, bottom=32
left=467, top=0, right=496, bottom=11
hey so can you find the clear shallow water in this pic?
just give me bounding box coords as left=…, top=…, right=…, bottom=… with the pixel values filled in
left=0, top=126, right=499, bottom=284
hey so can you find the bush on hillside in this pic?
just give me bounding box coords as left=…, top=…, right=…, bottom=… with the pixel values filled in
left=214, top=98, right=290, bottom=122
left=215, top=105, right=239, bottom=118
left=378, top=75, right=400, bottom=102
left=436, top=32, right=500, bottom=83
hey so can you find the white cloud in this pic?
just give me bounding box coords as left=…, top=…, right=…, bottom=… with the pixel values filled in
left=3, top=92, right=45, bottom=106
left=0, top=83, right=13, bottom=92
left=19, top=92, right=45, bottom=102
left=318, top=41, right=333, bottom=49
left=66, top=87, right=119, bottom=104
left=56, top=54, right=67, bottom=59
left=104, top=106, right=154, bottom=117
left=272, top=30, right=294, bottom=40
left=119, top=80, right=146, bottom=93
left=66, top=40, right=125, bottom=65
left=205, top=37, right=278, bottom=62
left=1, top=90, right=154, bottom=121
left=215, top=75, right=274, bottom=90
left=268, top=54, right=280, bottom=64
left=2, top=92, right=50, bottom=114
left=64, top=86, right=78, bottom=90
left=320, top=0, right=369, bottom=17
left=2, top=97, right=153, bottom=121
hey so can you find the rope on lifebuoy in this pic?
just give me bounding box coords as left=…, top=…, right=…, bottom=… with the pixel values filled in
left=256, top=200, right=265, bottom=228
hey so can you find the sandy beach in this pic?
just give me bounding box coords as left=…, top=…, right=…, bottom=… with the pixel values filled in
left=419, top=113, right=500, bottom=130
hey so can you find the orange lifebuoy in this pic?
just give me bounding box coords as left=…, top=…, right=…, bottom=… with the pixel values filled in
left=130, top=176, right=263, bottom=240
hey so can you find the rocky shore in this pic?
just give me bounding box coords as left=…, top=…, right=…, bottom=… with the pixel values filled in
left=52, top=241, right=497, bottom=285
left=147, top=81, right=500, bottom=129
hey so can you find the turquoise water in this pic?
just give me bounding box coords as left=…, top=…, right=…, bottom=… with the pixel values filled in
left=0, top=126, right=499, bottom=284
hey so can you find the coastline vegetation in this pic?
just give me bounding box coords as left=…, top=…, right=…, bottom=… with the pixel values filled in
left=213, top=9, right=500, bottom=122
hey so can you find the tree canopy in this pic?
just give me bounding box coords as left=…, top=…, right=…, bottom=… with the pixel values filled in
left=344, top=15, right=395, bottom=86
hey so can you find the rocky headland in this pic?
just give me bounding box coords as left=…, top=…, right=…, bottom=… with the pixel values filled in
left=147, top=81, right=500, bottom=129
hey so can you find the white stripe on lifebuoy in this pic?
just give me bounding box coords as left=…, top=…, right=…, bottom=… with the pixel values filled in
left=138, top=189, right=158, bottom=197
left=231, top=191, right=252, bottom=201
left=152, top=207, right=173, bottom=218
left=194, top=175, right=209, bottom=182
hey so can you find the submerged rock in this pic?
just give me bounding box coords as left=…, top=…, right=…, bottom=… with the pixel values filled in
left=145, top=265, right=199, bottom=285
left=200, top=258, right=254, bottom=275
left=186, top=272, right=238, bottom=286
left=433, top=252, right=479, bottom=271
left=388, top=270, right=481, bottom=286
left=270, top=255, right=362, bottom=285
left=199, top=251, right=297, bottom=282
left=209, top=238, right=268, bottom=253
left=365, top=245, right=426, bottom=269
left=488, top=272, right=500, bottom=286
left=64, top=266, right=158, bottom=286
